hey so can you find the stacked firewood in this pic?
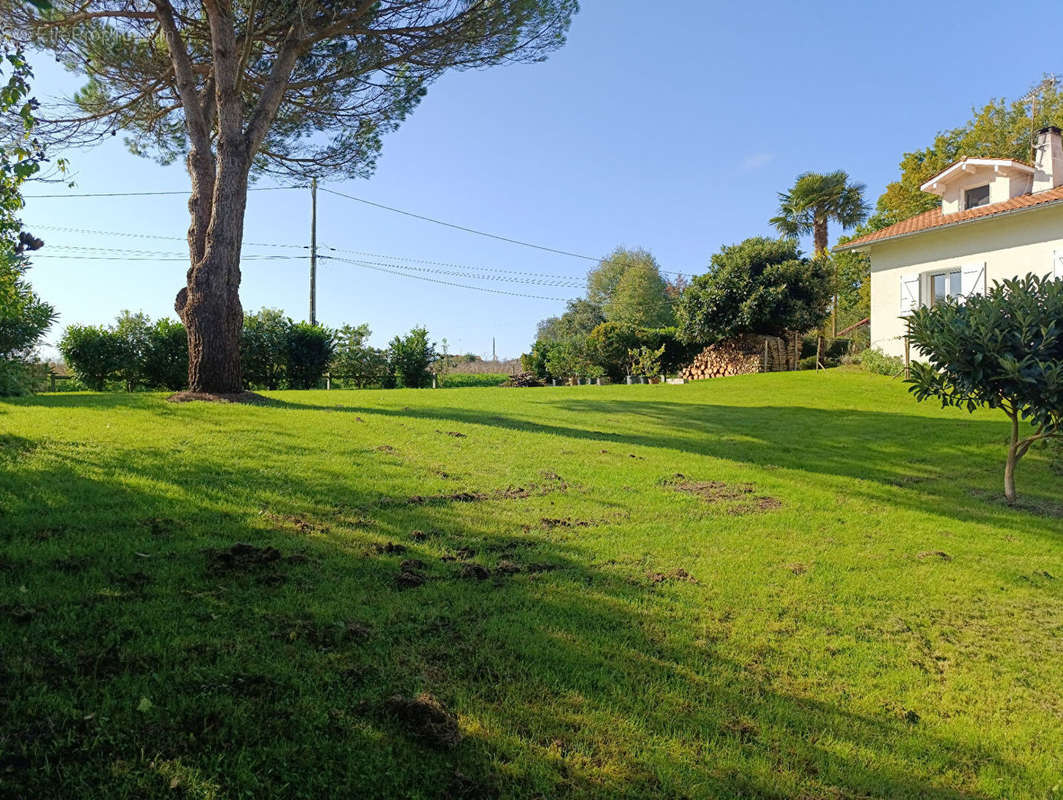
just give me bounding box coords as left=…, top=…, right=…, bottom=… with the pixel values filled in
left=680, top=335, right=787, bottom=380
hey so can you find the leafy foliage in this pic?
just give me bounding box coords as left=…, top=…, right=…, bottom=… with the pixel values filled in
left=628, top=344, right=665, bottom=378
left=676, top=237, right=831, bottom=344
left=332, top=324, right=387, bottom=388
left=586, top=323, right=639, bottom=381
left=59, top=324, right=125, bottom=391
left=771, top=170, right=869, bottom=254
left=859, top=348, right=905, bottom=377
left=241, top=308, right=290, bottom=391
left=906, top=274, right=1063, bottom=501
left=141, top=318, right=188, bottom=391
left=0, top=40, right=56, bottom=395
left=871, top=76, right=1063, bottom=227
left=586, top=248, right=673, bottom=328
left=112, top=310, right=152, bottom=391
left=536, top=298, right=605, bottom=344
left=388, top=326, right=436, bottom=389
left=286, top=322, right=335, bottom=390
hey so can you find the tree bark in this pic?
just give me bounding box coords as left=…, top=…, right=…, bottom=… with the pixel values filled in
left=1004, top=409, right=1019, bottom=504
left=813, top=216, right=828, bottom=257
left=176, top=137, right=249, bottom=394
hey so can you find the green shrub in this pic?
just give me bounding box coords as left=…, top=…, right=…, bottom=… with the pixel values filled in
left=388, top=327, right=435, bottom=388
left=442, top=373, right=509, bottom=388
left=0, top=359, right=39, bottom=395
left=286, top=322, right=335, bottom=389
left=332, top=324, right=388, bottom=388
left=587, top=322, right=639, bottom=381
left=142, top=318, right=188, bottom=391
left=59, top=325, right=126, bottom=391
left=241, top=308, right=290, bottom=390
left=859, top=348, right=904, bottom=377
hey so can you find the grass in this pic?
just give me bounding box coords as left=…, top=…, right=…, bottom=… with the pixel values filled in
left=1, top=368, right=1060, bottom=799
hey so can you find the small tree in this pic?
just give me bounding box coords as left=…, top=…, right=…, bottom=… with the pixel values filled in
left=59, top=324, right=125, bottom=391
left=332, top=324, right=387, bottom=388
left=676, top=237, right=831, bottom=345
left=113, top=310, right=152, bottom=391
left=142, top=318, right=189, bottom=391
left=628, top=344, right=665, bottom=379
left=388, top=327, right=436, bottom=388
left=286, top=322, right=335, bottom=389
left=241, top=308, right=289, bottom=390
left=906, top=274, right=1063, bottom=503
left=605, top=263, right=673, bottom=328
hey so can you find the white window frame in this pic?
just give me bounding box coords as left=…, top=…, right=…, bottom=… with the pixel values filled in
left=928, top=268, right=963, bottom=306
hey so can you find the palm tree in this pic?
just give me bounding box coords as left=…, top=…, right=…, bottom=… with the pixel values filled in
left=771, top=170, right=869, bottom=256
left=771, top=170, right=870, bottom=336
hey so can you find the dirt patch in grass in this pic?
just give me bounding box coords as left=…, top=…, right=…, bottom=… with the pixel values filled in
left=537, top=517, right=592, bottom=530
left=647, top=568, right=697, bottom=584
left=439, top=430, right=467, bottom=438
left=495, top=560, right=521, bottom=575
left=382, top=693, right=461, bottom=749
left=395, top=569, right=426, bottom=589
left=459, top=563, right=491, bottom=581
left=265, top=511, right=329, bottom=535
left=665, top=474, right=781, bottom=515
left=787, top=563, right=808, bottom=575
left=382, top=478, right=568, bottom=508
left=167, top=391, right=270, bottom=405
left=374, top=542, right=408, bottom=555
left=374, top=445, right=397, bottom=454
left=917, top=550, right=952, bottom=562
left=206, top=542, right=282, bottom=573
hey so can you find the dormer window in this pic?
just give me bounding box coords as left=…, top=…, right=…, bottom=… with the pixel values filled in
left=965, top=185, right=990, bottom=210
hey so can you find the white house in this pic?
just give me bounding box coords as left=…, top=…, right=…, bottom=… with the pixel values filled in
left=836, top=126, right=1063, bottom=358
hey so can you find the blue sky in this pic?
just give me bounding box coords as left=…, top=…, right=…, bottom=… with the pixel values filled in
left=20, top=0, right=1060, bottom=359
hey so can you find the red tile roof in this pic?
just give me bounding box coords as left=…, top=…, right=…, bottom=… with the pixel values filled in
left=836, top=185, right=1063, bottom=251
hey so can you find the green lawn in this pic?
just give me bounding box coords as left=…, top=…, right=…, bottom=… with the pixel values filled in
left=1, top=369, right=1060, bottom=799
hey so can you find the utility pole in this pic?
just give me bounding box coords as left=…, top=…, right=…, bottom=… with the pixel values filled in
left=309, top=177, right=318, bottom=325
left=492, top=337, right=496, bottom=361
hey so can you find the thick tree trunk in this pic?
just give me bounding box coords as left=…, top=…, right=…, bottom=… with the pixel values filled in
left=176, top=140, right=248, bottom=394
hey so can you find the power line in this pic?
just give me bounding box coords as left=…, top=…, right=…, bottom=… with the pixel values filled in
left=324, top=255, right=571, bottom=302
left=22, top=186, right=303, bottom=199
left=325, top=255, right=582, bottom=287
left=319, top=186, right=603, bottom=262
left=26, top=223, right=589, bottom=281
left=23, top=187, right=695, bottom=276
left=32, top=254, right=302, bottom=262
left=36, top=244, right=581, bottom=287
left=27, top=223, right=309, bottom=249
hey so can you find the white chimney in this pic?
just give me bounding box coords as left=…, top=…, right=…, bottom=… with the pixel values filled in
left=1032, top=126, right=1063, bottom=192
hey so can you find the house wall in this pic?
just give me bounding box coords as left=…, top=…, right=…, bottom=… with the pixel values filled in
left=939, top=167, right=1031, bottom=214
left=868, top=204, right=1063, bottom=357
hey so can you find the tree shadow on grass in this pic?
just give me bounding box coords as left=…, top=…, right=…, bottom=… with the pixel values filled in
left=0, top=442, right=1035, bottom=799
left=262, top=396, right=1062, bottom=538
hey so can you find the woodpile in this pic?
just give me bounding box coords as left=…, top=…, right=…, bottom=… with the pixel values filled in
left=680, top=334, right=793, bottom=381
